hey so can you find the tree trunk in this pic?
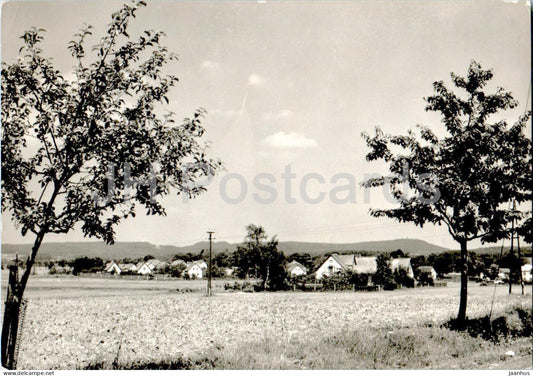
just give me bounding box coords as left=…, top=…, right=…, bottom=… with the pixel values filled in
left=1, top=231, right=45, bottom=369
left=1, top=265, right=21, bottom=369
left=263, top=264, right=270, bottom=291
left=456, top=239, right=468, bottom=327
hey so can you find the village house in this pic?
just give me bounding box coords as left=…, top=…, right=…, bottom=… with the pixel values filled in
left=185, top=260, right=208, bottom=279
left=287, top=261, right=307, bottom=278
left=170, top=259, right=186, bottom=267
left=498, top=268, right=511, bottom=281
left=105, top=261, right=136, bottom=275
left=105, top=261, right=122, bottom=274
left=417, top=265, right=438, bottom=282
left=137, top=262, right=153, bottom=275
left=224, top=267, right=235, bottom=277
left=137, top=259, right=169, bottom=275
left=315, top=254, right=415, bottom=284
left=315, top=254, right=378, bottom=280
left=390, top=258, right=415, bottom=279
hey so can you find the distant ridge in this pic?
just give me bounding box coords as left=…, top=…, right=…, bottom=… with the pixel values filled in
left=1, top=238, right=452, bottom=260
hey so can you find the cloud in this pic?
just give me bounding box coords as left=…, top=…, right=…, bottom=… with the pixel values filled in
left=262, top=109, right=293, bottom=121
left=247, top=74, right=266, bottom=87
left=263, top=131, right=318, bottom=149
left=200, top=60, right=221, bottom=70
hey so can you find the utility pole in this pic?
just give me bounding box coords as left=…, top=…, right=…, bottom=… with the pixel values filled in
left=508, top=200, right=524, bottom=295
left=207, top=230, right=215, bottom=296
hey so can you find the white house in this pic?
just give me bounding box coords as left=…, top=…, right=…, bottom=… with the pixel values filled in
left=287, top=261, right=307, bottom=277
left=498, top=268, right=511, bottom=281
left=137, top=262, right=153, bottom=275
left=417, top=265, right=438, bottom=281
left=185, top=261, right=207, bottom=279
left=521, top=257, right=532, bottom=283
left=137, top=259, right=169, bottom=275
left=195, top=260, right=208, bottom=269
left=105, top=261, right=122, bottom=274
left=390, top=258, right=414, bottom=279
left=315, top=254, right=377, bottom=280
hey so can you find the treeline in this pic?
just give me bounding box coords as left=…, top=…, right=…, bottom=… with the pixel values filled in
left=21, top=243, right=531, bottom=284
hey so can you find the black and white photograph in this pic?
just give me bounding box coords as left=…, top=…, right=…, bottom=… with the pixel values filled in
left=1, top=0, right=531, bottom=371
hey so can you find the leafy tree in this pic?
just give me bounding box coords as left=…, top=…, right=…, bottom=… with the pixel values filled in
left=373, top=254, right=395, bottom=289
left=500, top=252, right=523, bottom=284
left=70, top=256, right=104, bottom=275
left=143, top=255, right=155, bottom=262
left=362, top=61, right=531, bottom=325
left=347, top=271, right=371, bottom=287
left=393, top=268, right=415, bottom=288
left=410, top=255, right=426, bottom=271
left=287, top=252, right=315, bottom=272
left=233, top=224, right=288, bottom=291
left=168, top=263, right=187, bottom=278
left=1, top=1, right=221, bottom=368
left=416, top=269, right=435, bottom=286
left=390, top=249, right=406, bottom=258
left=213, top=251, right=231, bottom=268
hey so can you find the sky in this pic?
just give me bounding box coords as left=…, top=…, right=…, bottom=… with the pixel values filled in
left=1, top=0, right=531, bottom=249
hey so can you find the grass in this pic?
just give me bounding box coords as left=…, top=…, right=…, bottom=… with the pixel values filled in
left=83, top=326, right=532, bottom=370
left=84, top=309, right=532, bottom=370
left=13, top=276, right=532, bottom=370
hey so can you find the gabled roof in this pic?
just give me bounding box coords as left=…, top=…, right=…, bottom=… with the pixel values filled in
left=118, top=263, right=135, bottom=271
left=145, top=259, right=161, bottom=266
left=354, top=257, right=377, bottom=274
left=288, top=261, right=307, bottom=273
left=331, top=254, right=356, bottom=269
left=143, top=259, right=168, bottom=269
left=390, top=258, right=412, bottom=271
left=185, top=260, right=206, bottom=272
left=171, top=259, right=186, bottom=266
left=418, top=265, right=436, bottom=272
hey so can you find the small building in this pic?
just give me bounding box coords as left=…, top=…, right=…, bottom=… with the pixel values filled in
left=315, top=254, right=354, bottom=280
left=195, top=260, right=208, bottom=270
left=137, top=262, right=153, bottom=275
left=498, top=268, right=511, bottom=281
left=139, top=259, right=169, bottom=275
left=170, top=259, right=186, bottom=267
left=417, top=266, right=438, bottom=282
left=185, top=261, right=207, bottom=279
left=315, top=254, right=377, bottom=280
left=288, top=261, right=307, bottom=278
left=390, top=258, right=414, bottom=279
left=105, top=261, right=123, bottom=274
